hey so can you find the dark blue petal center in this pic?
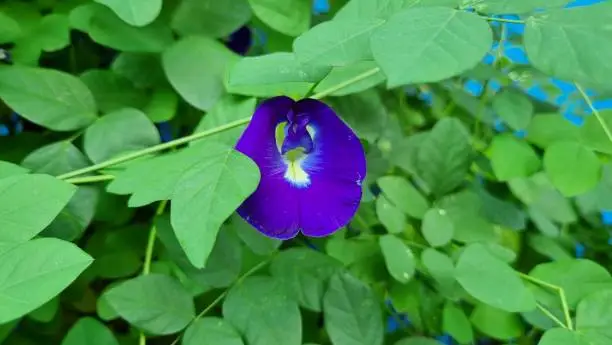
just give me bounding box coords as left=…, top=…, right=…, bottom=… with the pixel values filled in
left=280, top=110, right=314, bottom=155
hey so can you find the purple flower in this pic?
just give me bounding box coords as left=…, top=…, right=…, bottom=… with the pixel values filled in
left=235, top=96, right=366, bottom=239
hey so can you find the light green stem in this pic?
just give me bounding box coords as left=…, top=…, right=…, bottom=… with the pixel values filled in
left=59, top=67, right=381, bottom=182
left=482, top=16, right=525, bottom=24
left=64, top=174, right=115, bottom=184
left=519, top=272, right=573, bottom=330
left=138, top=200, right=168, bottom=345
left=576, top=83, right=612, bottom=145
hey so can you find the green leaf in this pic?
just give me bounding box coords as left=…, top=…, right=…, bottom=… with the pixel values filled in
left=270, top=248, right=343, bottom=311
left=94, top=0, right=162, bottom=26
left=371, top=7, right=492, bottom=86
left=379, top=235, right=415, bottom=283
left=328, top=89, right=387, bottom=143
left=157, top=216, right=243, bottom=288
left=0, top=174, right=76, bottom=243
left=488, top=135, right=541, bottom=181
left=524, top=3, right=612, bottom=88
left=293, top=19, right=384, bottom=67
left=579, top=110, right=612, bottom=154
left=376, top=194, right=406, bottom=234
left=248, top=0, right=310, bottom=36
left=170, top=144, right=260, bottom=268
left=576, top=289, right=612, bottom=342
left=416, top=118, right=472, bottom=196
left=0, top=161, right=28, bottom=179
left=312, top=61, right=385, bottom=97
left=526, top=113, right=580, bottom=149
left=43, top=186, right=99, bottom=241
left=529, top=259, right=612, bottom=308
left=107, top=145, right=234, bottom=207
left=104, top=274, right=195, bottom=335
left=539, top=328, right=593, bottom=345
left=421, top=208, right=454, bottom=247
left=472, top=0, right=570, bottom=14
left=0, top=66, right=97, bottom=131
left=183, top=317, right=244, bottom=345
left=492, top=89, right=534, bottom=130
left=231, top=215, right=282, bottom=255
left=438, top=191, right=496, bottom=243
left=0, top=12, right=21, bottom=44
left=543, top=141, right=601, bottom=196
left=28, top=297, right=58, bottom=323
left=394, top=337, right=443, bottom=345
left=192, top=95, right=256, bottom=147
left=227, top=52, right=330, bottom=98
left=470, top=304, right=523, bottom=340
left=145, top=87, right=179, bottom=123
left=172, top=0, right=252, bottom=38
left=84, top=108, right=160, bottom=163
left=443, top=303, right=474, bottom=345
left=223, top=276, right=301, bottom=345
left=61, top=317, right=119, bottom=345
left=509, top=172, right=577, bottom=224
left=111, top=52, right=165, bottom=88
left=324, top=272, right=384, bottom=345
left=378, top=176, right=429, bottom=219
left=0, top=238, right=93, bottom=323
left=163, top=36, right=237, bottom=111
left=32, top=14, right=71, bottom=52
left=421, top=249, right=456, bottom=293
left=455, top=244, right=536, bottom=312
left=335, top=0, right=406, bottom=20
left=80, top=69, right=147, bottom=113
left=21, top=141, right=90, bottom=176
left=87, top=4, right=173, bottom=53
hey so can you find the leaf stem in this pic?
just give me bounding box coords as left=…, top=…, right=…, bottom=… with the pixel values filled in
left=518, top=272, right=573, bottom=330
left=57, top=68, right=381, bottom=181
left=482, top=16, right=525, bottom=24
left=576, top=83, right=612, bottom=145
left=139, top=200, right=168, bottom=345
left=310, top=67, right=381, bottom=99
left=64, top=174, right=115, bottom=184
left=536, top=303, right=568, bottom=329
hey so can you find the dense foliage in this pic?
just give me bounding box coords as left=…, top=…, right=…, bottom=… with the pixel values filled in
left=0, top=0, right=611, bottom=345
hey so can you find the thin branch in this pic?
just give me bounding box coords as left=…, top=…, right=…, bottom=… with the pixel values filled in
left=482, top=16, right=526, bottom=24
left=64, top=174, right=115, bottom=184
left=576, top=83, right=612, bottom=145
left=139, top=200, right=168, bottom=345
left=57, top=67, right=381, bottom=181
left=519, top=272, right=573, bottom=330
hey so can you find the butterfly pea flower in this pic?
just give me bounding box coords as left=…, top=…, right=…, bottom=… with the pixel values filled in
left=235, top=96, right=366, bottom=239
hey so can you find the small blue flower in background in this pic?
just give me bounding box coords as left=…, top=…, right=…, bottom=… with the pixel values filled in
left=575, top=242, right=586, bottom=258
left=235, top=97, right=366, bottom=239
left=225, top=26, right=253, bottom=56
left=566, top=0, right=606, bottom=8
left=0, top=125, right=9, bottom=137
left=156, top=122, right=173, bottom=143
left=436, top=334, right=453, bottom=345
left=602, top=211, right=612, bottom=226
left=514, top=129, right=527, bottom=138
left=313, top=0, right=330, bottom=14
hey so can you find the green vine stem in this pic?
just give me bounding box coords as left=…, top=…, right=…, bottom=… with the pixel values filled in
left=57, top=67, right=380, bottom=182
left=138, top=200, right=168, bottom=345
left=519, top=272, right=574, bottom=330
left=576, top=83, right=612, bottom=145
